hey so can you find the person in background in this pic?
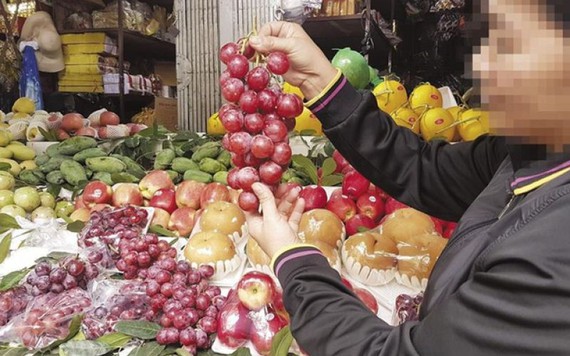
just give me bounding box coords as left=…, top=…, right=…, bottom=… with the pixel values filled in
left=245, top=0, right=570, bottom=355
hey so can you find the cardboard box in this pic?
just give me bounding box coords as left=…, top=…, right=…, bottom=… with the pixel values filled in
left=154, top=97, right=178, bottom=131
left=155, top=61, right=177, bottom=87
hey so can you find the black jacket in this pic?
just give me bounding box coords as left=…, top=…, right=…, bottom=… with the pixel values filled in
left=273, top=77, right=570, bottom=355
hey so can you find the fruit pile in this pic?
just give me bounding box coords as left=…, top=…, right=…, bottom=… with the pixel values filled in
left=0, top=287, right=31, bottom=326
left=24, top=258, right=99, bottom=296
left=0, top=183, right=58, bottom=222
left=217, top=38, right=303, bottom=211
left=373, top=80, right=489, bottom=142
left=393, top=293, right=424, bottom=324
left=0, top=130, right=36, bottom=176
left=116, top=234, right=177, bottom=280
left=217, top=271, right=288, bottom=355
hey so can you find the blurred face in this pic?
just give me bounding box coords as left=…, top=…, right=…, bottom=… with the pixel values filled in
left=471, top=0, right=570, bottom=149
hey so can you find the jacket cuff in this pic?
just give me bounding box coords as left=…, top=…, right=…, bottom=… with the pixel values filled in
left=306, top=75, right=363, bottom=130
left=272, top=245, right=329, bottom=284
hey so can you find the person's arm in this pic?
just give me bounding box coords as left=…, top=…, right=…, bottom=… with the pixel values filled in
left=275, top=194, right=570, bottom=355
left=311, top=75, right=507, bottom=221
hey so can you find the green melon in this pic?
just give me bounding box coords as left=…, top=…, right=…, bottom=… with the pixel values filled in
left=331, top=48, right=370, bottom=89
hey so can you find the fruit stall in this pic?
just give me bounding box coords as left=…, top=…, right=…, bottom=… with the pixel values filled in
left=0, top=1, right=484, bottom=355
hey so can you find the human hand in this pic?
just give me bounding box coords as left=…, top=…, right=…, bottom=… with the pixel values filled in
left=245, top=182, right=305, bottom=259
left=249, top=21, right=338, bottom=100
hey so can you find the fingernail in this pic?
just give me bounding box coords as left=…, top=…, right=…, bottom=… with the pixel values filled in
left=249, top=36, right=261, bottom=45
left=293, top=186, right=302, bottom=194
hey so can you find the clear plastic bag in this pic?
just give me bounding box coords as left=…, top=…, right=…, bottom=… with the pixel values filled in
left=82, top=279, right=149, bottom=339
left=63, top=12, right=93, bottom=30
left=0, top=287, right=32, bottom=327
left=392, top=293, right=424, bottom=325
left=214, top=271, right=289, bottom=356
left=0, top=288, right=92, bottom=349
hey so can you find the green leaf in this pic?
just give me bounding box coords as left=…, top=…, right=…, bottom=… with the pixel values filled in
left=39, top=314, right=83, bottom=353
left=291, top=155, right=318, bottom=185
left=270, top=326, right=293, bottom=356
left=129, top=342, right=165, bottom=356
left=176, top=349, right=191, bottom=356
left=159, top=346, right=179, bottom=355
left=320, top=174, right=344, bottom=187
left=0, top=268, right=30, bottom=292
left=0, top=233, right=11, bottom=264
left=299, top=129, right=317, bottom=136
left=47, top=251, right=74, bottom=261
left=149, top=225, right=176, bottom=237
left=0, top=163, right=10, bottom=171
left=0, top=347, right=28, bottom=356
left=67, top=220, right=85, bottom=233
left=59, top=340, right=110, bottom=356
left=168, top=238, right=179, bottom=246
left=38, top=127, right=59, bottom=142
left=114, top=320, right=161, bottom=340
left=46, top=183, right=62, bottom=199
left=0, top=214, right=20, bottom=230
left=96, top=332, right=131, bottom=349
left=230, top=348, right=253, bottom=356
left=321, top=157, right=337, bottom=178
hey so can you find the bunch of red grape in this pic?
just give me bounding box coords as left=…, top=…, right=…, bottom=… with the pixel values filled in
left=24, top=258, right=99, bottom=296
left=0, top=287, right=31, bottom=326
left=218, top=41, right=303, bottom=211
left=18, top=288, right=92, bottom=349
left=115, top=233, right=177, bottom=280
left=393, top=293, right=424, bottom=325
left=143, top=259, right=226, bottom=353
left=82, top=281, right=150, bottom=339
left=79, top=206, right=149, bottom=249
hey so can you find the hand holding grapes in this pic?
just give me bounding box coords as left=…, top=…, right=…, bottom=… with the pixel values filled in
left=246, top=183, right=305, bottom=259
left=249, top=21, right=338, bottom=100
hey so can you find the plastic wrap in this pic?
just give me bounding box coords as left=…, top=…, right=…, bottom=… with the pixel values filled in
left=214, top=271, right=289, bottom=356
left=0, top=287, right=32, bottom=327
left=0, top=288, right=92, bottom=349
left=63, top=12, right=93, bottom=30
left=392, top=293, right=424, bottom=325
left=82, top=279, right=149, bottom=339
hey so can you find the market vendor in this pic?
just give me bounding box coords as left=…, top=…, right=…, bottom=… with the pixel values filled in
left=245, top=0, right=570, bottom=355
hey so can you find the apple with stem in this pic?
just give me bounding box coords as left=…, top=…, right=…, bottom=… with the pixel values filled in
left=149, top=188, right=177, bottom=214
left=82, top=181, right=113, bottom=207
left=356, top=191, right=385, bottom=222
left=175, top=180, right=206, bottom=209
left=112, top=183, right=144, bottom=207
left=216, top=300, right=252, bottom=348
left=139, top=170, right=175, bottom=200
left=168, top=207, right=196, bottom=236
left=237, top=271, right=276, bottom=311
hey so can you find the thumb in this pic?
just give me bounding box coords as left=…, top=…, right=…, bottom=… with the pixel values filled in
left=252, top=183, right=278, bottom=217
left=249, top=35, right=294, bottom=55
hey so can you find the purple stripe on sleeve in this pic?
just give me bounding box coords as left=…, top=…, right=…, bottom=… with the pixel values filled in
left=275, top=250, right=323, bottom=276
left=511, top=159, right=570, bottom=188
left=312, top=77, right=348, bottom=113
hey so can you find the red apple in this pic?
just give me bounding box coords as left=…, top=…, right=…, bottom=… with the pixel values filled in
left=369, top=184, right=389, bottom=201
left=431, top=217, right=444, bottom=235
left=354, top=288, right=379, bottom=314
left=250, top=308, right=288, bottom=355
left=69, top=207, right=91, bottom=223
left=341, top=164, right=355, bottom=175
left=216, top=300, right=252, bottom=348
left=83, top=181, right=113, bottom=207
left=443, top=222, right=457, bottom=239
left=384, top=197, right=409, bottom=215
left=126, top=123, right=147, bottom=135
left=342, top=170, right=370, bottom=200
left=356, top=191, right=385, bottom=222
left=61, top=113, right=84, bottom=133
left=167, top=207, right=196, bottom=236
left=237, top=271, right=276, bottom=311
left=332, top=150, right=349, bottom=173
left=326, top=193, right=357, bottom=222
left=46, top=112, right=63, bottom=129
left=149, top=188, right=177, bottom=214
left=100, top=111, right=120, bottom=126
left=175, top=180, right=206, bottom=209
left=74, top=195, right=87, bottom=210
left=56, top=129, right=70, bottom=141
left=90, top=203, right=111, bottom=212
left=345, top=214, right=376, bottom=236
left=112, top=183, right=144, bottom=207
left=299, top=185, right=327, bottom=212
left=228, top=188, right=241, bottom=206
left=151, top=207, right=170, bottom=228
left=139, top=170, right=175, bottom=200
left=76, top=126, right=97, bottom=137
left=199, top=182, right=230, bottom=208
left=341, top=277, right=354, bottom=290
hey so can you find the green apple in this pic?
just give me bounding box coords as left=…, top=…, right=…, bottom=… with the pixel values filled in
left=39, top=192, right=56, bottom=208
left=0, top=190, right=14, bottom=208
left=13, top=186, right=41, bottom=212
left=0, top=204, right=26, bottom=218
left=31, top=206, right=56, bottom=222
left=55, top=201, right=74, bottom=218
left=0, top=171, right=15, bottom=190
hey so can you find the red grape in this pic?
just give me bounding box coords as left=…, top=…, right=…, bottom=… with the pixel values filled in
left=227, top=168, right=240, bottom=189
left=243, top=152, right=262, bottom=168
left=242, top=43, right=255, bottom=59
left=220, top=110, right=244, bottom=133
left=271, top=142, right=292, bottom=165
left=250, top=135, right=275, bottom=159
left=180, top=327, right=197, bottom=346
left=219, top=70, right=231, bottom=86
left=264, top=112, right=281, bottom=122
left=237, top=167, right=260, bottom=192
left=259, top=161, right=284, bottom=185
left=155, top=270, right=171, bottom=284
left=219, top=42, right=239, bottom=64
left=257, top=89, right=278, bottom=113
left=276, top=93, right=303, bottom=119
left=263, top=120, right=288, bottom=142
left=267, top=51, right=290, bottom=75
left=198, top=265, right=215, bottom=279
left=229, top=131, right=252, bottom=155
left=244, top=113, right=265, bottom=134
left=197, top=316, right=217, bottom=334
left=195, top=294, right=211, bottom=310
left=238, top=191, right=260, bottom=211
left=227, top=54, right=249, bottom=79
left=230, top=152, right=245, bottom=168
left=173, top=313, right=192, bottom=330
left=222, top=78, right=245, bottom=103
left=246, top=67, right=271, bottom=91
left=238, top=90, right=259, bottom=114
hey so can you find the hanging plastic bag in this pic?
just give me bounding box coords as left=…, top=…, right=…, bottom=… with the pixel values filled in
left=19, top=42, right=44, bottom=111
